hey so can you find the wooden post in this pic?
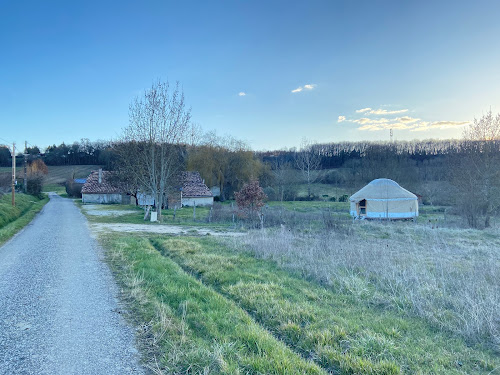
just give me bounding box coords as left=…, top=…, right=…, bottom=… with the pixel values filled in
left=23, top=141, right=27, bottom=194
left=193, top=203, right=196, bottom=220
left=11, top=143, right=15, bottom=207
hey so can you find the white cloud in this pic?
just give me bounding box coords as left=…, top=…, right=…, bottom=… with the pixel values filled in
left=353, top=117, right=390, bottom=125
left=410, top=120, right=469, bottom=132
left=369, top=108, right=408, bottom=115
left=348, top=105, right=469, bottom=133
left=238, top=92, right=246, bottom=96
left=356, top=108, right=372, bottom=113
left=396, top=116, right=420, bottom=123
left=355, top=107, right=408, bottom=115
left=291, top=83, right=316, bottom=93
left=338, top=115, right=346, bottom=123
left=357, top=119, right=470, bottom=132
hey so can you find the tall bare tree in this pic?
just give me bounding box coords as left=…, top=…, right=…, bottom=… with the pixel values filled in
left=453, top=110, right=500, bottom=228
left=271, top=157, right=296, bottom=202
left=295, top=139, right=321, bottom=198
left=125, top=80, right=190, bottom=221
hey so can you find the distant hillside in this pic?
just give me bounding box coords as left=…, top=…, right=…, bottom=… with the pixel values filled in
left=44, top=165, right=102, bottom=185
left=0, top=165, right=102, bottom=188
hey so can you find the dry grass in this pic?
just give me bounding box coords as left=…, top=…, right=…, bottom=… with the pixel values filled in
left=227, top=222, right=500, bottom=350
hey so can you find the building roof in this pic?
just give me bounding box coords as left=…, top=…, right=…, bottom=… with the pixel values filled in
left=81, top=170, right=122, bottom=194
left=181, top=171, right=213, bottom=198
left=350, top=178, right=417, bottom=203
left=74, top=178, right=87, bottom=184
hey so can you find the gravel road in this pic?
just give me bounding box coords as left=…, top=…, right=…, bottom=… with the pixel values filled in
left=0, top=194, right=145, bottom=375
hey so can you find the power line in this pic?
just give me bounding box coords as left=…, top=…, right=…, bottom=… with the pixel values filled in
left=0, top=136, right=14, bottom=146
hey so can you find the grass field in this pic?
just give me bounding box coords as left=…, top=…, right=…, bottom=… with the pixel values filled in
left=84, top=201, right=500, bottom=374
left=0, top=193, right=48, bottom=246
left=0, top=164, right=100, bottom=193
left=44, top=165, right=101, bottom=184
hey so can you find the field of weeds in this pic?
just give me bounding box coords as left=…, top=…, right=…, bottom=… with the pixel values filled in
left=85, top=200, right=499, bottom=374
left=227, top=222, right=500, bottom=350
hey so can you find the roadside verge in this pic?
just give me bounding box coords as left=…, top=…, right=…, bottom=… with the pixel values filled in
left=0, top=193, right=49, bottom=246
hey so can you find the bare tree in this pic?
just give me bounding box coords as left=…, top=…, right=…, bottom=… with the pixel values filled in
left=295, top=139, right=321, bottom=198
left=111, top=141, right=146, bottom=205
left=453, top=110, right=500, bottom=228
left=125, top=80, right=191, bottom=221
left=271, top=157, right=296, bottom=202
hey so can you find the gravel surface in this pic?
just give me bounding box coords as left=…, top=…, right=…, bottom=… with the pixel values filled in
left=0, top=194, right=145, bottom=375
left=90, top=222, right=247, bottom=237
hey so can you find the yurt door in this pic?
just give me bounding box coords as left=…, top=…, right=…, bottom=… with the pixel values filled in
left=357, top=199, right=367, bottom=216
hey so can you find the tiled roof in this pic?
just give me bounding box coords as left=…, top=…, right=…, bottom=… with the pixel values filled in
left=181, top=171, right=213, bottom=198
left=81, top=170, right=123, bottom=194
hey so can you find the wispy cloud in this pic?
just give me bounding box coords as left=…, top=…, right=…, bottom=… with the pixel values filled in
left=356, top=108, right=372, bottom=113
left=369, top=108, right=408, bottom=115
left=353, top=118, right=390, bottom=125
left=410, top=121, right=469, bottom=132
left=344, top=107, right=469, bottom=133
left=238, top=92, right=246, bottom=96
left=338, top=115, right=346, bottom=123
left=291, top=84, right=316, bottom=93
left=396, top=116, right=420, bottom=123
left=358, top=119, right=469, bottom=132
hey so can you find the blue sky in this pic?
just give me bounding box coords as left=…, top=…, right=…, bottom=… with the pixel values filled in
left=1, top=0, right=499, bottom=150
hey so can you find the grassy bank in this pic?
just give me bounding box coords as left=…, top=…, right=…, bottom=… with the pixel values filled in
left=100, top=230, right=499, bottom=374
left=0, top=193, right=49, bottom=246
left=229, top=224, right=500, bottom=348
left=152, top=236, right=498, bottom=374
left=103, top=233, right=324, bottom=374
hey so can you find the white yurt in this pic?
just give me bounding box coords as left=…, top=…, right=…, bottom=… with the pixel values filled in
left=350, top=178, right=418, bottom=220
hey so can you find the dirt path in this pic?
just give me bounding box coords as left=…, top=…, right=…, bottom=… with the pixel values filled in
left=0, top=194, right=144, bottom=375
left=89, top=222, right=246, bottom=237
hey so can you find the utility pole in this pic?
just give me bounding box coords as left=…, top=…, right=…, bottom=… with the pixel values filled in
left=23, top=141, right=28, bottom=193
left=390, top=129, right=393, bottom=143
left=11, top=143, right=15, bottom=207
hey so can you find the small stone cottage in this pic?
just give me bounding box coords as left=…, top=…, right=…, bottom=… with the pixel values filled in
left=81, top=169, right=128, bottom=204
left=179, top=171, right=214, bottom=207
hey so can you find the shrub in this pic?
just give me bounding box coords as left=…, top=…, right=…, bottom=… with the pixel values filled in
left=27, top=176, right=44, bottom=198
left=295, top=194, right=320, bottom=201
left=263, top=186, right=277, bottom=201
left=235, top=180, right=267, bottom=217
left=65, top=179, right=83, bottom=198
left=338, top=194, right=349, bottom=202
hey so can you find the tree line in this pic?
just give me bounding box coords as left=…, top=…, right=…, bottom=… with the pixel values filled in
left=0, top=139, right=114, bottom=168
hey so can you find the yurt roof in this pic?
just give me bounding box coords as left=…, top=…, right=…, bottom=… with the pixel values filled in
left=350, top=178, right=417, bottom=202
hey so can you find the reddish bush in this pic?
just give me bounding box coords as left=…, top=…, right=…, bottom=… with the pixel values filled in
left=234, top=180, right=267, bottom=216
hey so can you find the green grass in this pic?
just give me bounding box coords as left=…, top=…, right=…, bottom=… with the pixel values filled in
left=149, top=236, right=499, bottom=375
left=0, top=193, right=49, bottom=246
left=87, top=196, right=498, bottom=374
left=44, top=165, right=101, bottom=184
left=42, top=183, right=66, bottom=194
left=267, top=200, right=350, bottom=212
left=103, top=233, right=324, bottom=374
left=294, top=183, right=354, bottom=199
left=83, top=203, right=234, bottom=229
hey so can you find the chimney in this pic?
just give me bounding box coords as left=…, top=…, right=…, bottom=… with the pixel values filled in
left=98, top=168, right=102, bottom=184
